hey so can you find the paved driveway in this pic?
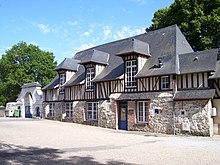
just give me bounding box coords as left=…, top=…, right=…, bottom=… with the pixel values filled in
left=1, top=118, right=220, bottom=165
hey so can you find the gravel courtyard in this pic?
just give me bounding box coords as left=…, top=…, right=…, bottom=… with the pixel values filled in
left=1, top=118, right=220, bottom=165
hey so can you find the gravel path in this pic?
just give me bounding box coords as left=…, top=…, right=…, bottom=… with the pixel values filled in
left=0, top=118, right=220, bottom=165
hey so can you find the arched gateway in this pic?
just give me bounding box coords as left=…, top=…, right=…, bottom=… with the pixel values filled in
left=16, top=82, right=43, bottom=118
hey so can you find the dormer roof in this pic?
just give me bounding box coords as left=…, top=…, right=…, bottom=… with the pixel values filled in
left=54, top=58, right=80, bottom=71
left=116, top=38, right=151, bottom=57
left=79, top=49, right=109, bottom=65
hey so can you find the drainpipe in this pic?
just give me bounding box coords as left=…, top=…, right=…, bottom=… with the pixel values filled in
left=172, top=75, right=177, bottom=135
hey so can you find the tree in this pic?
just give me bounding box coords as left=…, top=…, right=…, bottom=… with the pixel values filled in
left=0, top=42, right=57, bottom=105
left=147, top=0, right=220, bottom=51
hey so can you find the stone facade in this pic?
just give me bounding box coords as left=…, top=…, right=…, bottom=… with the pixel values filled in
left=43, top=102, right=65, bottom=121
left=128, top=92, right=174, bottom=134
left=98, top=100, right=116, bottom=129
left=124, top=92, right=213, bottom=136
left=174, top=100, right=212, bottom=136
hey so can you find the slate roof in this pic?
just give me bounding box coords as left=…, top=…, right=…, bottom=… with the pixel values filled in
left=42, top=75, right=59, bottom=90
left=46, top=25, right=208, bottom=89
left=135, top=25, right=193, bottom=78
left=209, top=59, right=220, bottom=79
left=79, top=49, right=109, bottom=65
left=54, top=58, right=80, bottom=71
left=21, top=82, right=42, bottom=88
left=179, top=49, right=218, bottom=74
left=174, top=89, right=215, bottom=100
left=116, top=38, right=151, bottom=57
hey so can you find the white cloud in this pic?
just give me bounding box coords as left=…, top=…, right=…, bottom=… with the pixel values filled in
left=73, top=43, right=96, bottom=53
left=113, top=26, right=145, bottom=40
left=37, top=23, right=51, bottom=34
left=130, top=0, right=147, bottom=5
left=103, top=26, right=112, bottom=41
left=67, top=21, right=78, bottom=26
left=82, top=31, right=90, bottom=36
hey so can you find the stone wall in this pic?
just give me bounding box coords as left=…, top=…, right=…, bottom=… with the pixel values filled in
left=98, top=100, right=116, bottom=129
left=128, top=93, right=174, bottom=134
left=43, top=102, right=65, bottom=121
left=125, top=92, right=212, bottom=136
left=174, top=100, right=212, bottom=136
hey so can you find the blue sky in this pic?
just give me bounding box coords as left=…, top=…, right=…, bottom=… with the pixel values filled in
left=0, top=0, right=174, bottom=63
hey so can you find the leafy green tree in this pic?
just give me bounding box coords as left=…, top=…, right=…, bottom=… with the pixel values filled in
left=147, top=0, right=220, bottom=51
left=0, top=42, right=57, bottom=105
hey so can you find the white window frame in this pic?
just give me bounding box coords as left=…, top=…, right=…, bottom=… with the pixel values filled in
left=161, top=76, right=170, bottom=90
left=86, top=67, right=95, bottom=91
left=60, top=73, right=66, bottom=93
left=65, top=103, right=73, bottom=118
left=125, top=59, right=137, bottom=88
left=87, top=102, right=98, bottom=120
left=49, top=103, right=55, bottom=117
left=137, top=101, right=148, bottom=123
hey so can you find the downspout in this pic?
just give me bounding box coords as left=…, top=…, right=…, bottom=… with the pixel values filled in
left=172, top=75, right=177, bottom=135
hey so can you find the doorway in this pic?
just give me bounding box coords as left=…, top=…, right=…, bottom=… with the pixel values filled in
left=118, top=102, right=128, bottom=130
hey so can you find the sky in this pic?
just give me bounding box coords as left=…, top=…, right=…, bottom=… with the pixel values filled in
left=0, top=0, right=174, bottom=64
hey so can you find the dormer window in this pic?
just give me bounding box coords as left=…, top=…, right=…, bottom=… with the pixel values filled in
left=59, top=73, right=66, bottom=93
left=125, top=59, right=137, bottom=88
left=86, top=67, right=95, bottom=91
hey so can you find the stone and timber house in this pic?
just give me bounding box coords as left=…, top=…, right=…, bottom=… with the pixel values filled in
left=43, top=25, right=220, bottom=136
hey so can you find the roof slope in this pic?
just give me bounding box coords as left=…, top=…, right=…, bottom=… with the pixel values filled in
left=135, top=25, right=194, bottom=78
left=42, top=75, right=59, bottom=90
left=179, top=49, right=218, bottom=74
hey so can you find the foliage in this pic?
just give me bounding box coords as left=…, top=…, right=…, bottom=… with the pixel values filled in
left=147, top=0, right=220, bottom=51
left=0, top=42, right=57, bottom=105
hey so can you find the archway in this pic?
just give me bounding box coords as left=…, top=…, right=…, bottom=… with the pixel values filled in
left=24, top=92, right=33, bottom=118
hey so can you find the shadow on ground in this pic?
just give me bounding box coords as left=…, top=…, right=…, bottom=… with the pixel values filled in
left=0, top=142, right=133, bottom=165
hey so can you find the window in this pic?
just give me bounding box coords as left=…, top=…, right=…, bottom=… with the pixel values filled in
left=86, top=67, right=95, bottom=91
left=60, top=73, right=66, bottom=93
left=125, top=59, right=137, bottom=88
left=137, top=101, right=148, bottom=123
left=66, top=103, right=73, bottom=118
left=49, top=103, right=55, bottom=117
left=161, top=76, right=170, bottom=90
left=87, top=102, right=98, bottom=120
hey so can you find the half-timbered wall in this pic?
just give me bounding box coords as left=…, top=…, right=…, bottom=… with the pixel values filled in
left=213, top=78, right=220, bottom=98
left=44, top=89, right=64, bottom=101
left=96, top=81, right=111, bottom=99
left=138, top=76, right=173, bottom=92
left=110, top=79, right=124, bottom=93
left=65, top=84, right=96, bottom=101
left=177, top=73, right=208, bottom=89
